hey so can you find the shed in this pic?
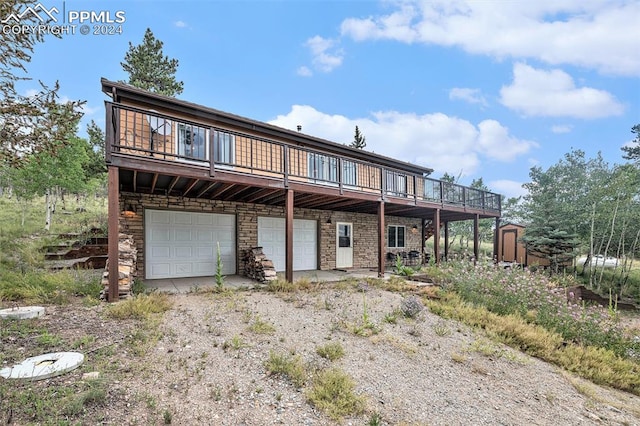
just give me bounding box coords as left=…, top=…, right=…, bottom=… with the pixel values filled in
left=497, top=223, right=551, bottom=267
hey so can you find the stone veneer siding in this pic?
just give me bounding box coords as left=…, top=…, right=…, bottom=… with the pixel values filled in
left=119, top=192, right=422, bottom=279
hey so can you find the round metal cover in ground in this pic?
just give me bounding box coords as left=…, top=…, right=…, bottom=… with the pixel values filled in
left=0, top=306, right=45, bottom=320
left=0, top=352, right=84, bottom=381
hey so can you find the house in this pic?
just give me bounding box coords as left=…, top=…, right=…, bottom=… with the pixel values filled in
left=101, top=78, right=502, bottom=301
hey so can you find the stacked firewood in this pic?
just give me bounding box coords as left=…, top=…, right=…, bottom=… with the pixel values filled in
left=243, top=247, right=277, bottom=283
left=101, top=233, right=138, bottom=300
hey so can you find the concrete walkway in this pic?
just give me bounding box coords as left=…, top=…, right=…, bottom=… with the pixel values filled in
left=145, top=269, right=392, bottom=294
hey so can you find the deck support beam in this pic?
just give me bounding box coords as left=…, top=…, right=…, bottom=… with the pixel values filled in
left=473, top=214, right=480, bottom=264
left=377, top=201, right=385, bottom=277
left=433, top=209, right=441, bottom=265
left=421, top=218, right=426, bottom=263
left=443, top=221, right=449, bottom=261
left=107, top=166, right=120, bottom=302
left=285, top=189, right=294, bottom=283
left=493, top=217, right=500, bottom=263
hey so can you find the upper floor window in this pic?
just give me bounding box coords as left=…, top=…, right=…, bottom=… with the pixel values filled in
left=342, top=160, right=357, bottom=186
left=213, top=130, right=235, bottom=165
left=308, top=152, right=338, bottom=183
left=386, top=171, right=407, bottom=197
left=424, top=180, right=441, bottom=201
left=388, top=225, right=405, bottom=248
left=177, top=123, right=208, bottom=160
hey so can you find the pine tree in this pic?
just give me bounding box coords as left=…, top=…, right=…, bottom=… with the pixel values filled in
left=121, top=28, right=184, bottom=96
left=621, top=124, right=640, bottom=163
left=350, top=126, right=366, bottom=149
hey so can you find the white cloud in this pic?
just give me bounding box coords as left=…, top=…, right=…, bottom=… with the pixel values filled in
left=175, top=20, right=188, bottom=28
left=296, top=66, right=313, bottom=77
left=341, top=3, right=419, bottom=43
left=488, top=179, right=528, bottom=198
left=476, top=120, right=538, bottom=161
left=339, top=1, right=640, bottom=76
left=551, top=124, right=573, bottom=134
left=268, top=105, right=535, bottom=176
left=305, top=36, right=344, bottom=73
left=449, top=87, right=488, bottom=107
left=499, top=63, right=625, bottom=118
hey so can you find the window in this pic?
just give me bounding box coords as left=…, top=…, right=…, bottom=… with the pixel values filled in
left=424, top=180, right=441, bottom=201
left=176, top=123, right=208, bottom=160
left=386, top=171, right=407, bottom=197
left=338, top=223, right=351, bottom=248
left=308, top=152, right=337, bottom=183
left=342, top=160, right=357, bottom=186
left=387, top=225, right=405, bottom=248
left=212, top=130, right=235, bottom=165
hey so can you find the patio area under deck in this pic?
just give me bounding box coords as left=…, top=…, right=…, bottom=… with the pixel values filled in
left=144, top=269, right=395, bottom=294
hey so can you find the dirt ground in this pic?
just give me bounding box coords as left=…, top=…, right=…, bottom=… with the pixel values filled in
left=1, top=283, right=640, bottom=425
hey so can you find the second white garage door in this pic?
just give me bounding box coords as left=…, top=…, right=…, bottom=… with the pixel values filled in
left=257, top=217, right=317, bottom=271
left=145, top=210, right=236, bottom=279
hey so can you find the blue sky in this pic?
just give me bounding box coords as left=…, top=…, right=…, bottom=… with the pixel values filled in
left=10, top=0, right=640, bottom=198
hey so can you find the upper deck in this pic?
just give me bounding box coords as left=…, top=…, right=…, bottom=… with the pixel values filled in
left=103, top=80, right=501, bottom=222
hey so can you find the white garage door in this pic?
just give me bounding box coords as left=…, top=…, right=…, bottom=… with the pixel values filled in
left=145, top=210, right=236, bottom=279
left=258, top=217, right=317, bottom=272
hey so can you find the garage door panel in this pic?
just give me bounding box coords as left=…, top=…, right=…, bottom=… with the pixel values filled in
left=195, top=246, right=215, bottom=258
left=194, top=230, right=211, bottom=241
left=175, top=263, right=193, bottom=275
left=193, top=262, right=215, bottom=275
left=149, top=263, right=170, bottom=277
left=216, top=230, right=234, bottom=241
left=216, top=215, right=235, bottom=226
left=146, top=210, right=236, bottom=279
left=150, top=228, right=170, bottom=242
left=174, top=229, right=193, bottom=242
left=149, top=245, right=171, bottom=259
left=258, top=217, right=317, bottom=272
left=149, top=210, right=170, bottom=224
left=196, top=214, right=214, bottom=226
left=173, top=212, right=193, bottom=225
left=174, top=246, right=194, bottom=258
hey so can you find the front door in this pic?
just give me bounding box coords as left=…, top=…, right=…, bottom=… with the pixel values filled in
left=336, top=222, right=353, bottom=268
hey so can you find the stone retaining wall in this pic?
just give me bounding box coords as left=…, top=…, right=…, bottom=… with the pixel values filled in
left=101, top=233, right=137, bottom=300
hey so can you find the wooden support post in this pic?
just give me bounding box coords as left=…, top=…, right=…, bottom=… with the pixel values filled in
left=493, top=217, right=500, bottom=263
left=443, top=221, right=449, bottom=261
left=473, top=214, right=480, bottom=264
left=434, top=209, right=440, bottom=265
left=107, top=166, right=119, bottom=302
left=421, top=218, right=426, bottom=263
left=377, top=201, right=385, bottom=277
left=285, top=189, right=294, bottom=283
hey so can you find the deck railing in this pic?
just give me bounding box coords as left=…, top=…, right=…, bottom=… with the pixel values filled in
left=106, top=102, right=501, bottom=213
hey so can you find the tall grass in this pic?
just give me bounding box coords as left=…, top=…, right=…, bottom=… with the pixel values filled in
left=0, top=195, right=107, bottom=304
left=429, top=260, right=639, bottom=360
left=0, top=268, right=101, bottom=303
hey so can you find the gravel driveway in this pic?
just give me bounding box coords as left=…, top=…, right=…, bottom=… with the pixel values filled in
left=123, top=284, right=640, bottom=425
